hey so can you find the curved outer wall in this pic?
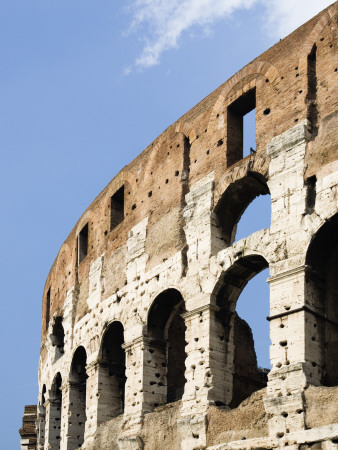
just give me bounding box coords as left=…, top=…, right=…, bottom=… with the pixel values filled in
left=21, top=3, right=338, bottom=450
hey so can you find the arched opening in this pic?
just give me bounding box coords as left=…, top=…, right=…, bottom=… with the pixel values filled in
left=51, top=317, right=65, bottom=361
left=235, top=194, right=271, bottom=242
left=97, top=321, right=126, bottom=423
left=215, top=172, right=270, bottom=246
left=215, top=255, right=269, bottom=407
left=147, top=289, right=186, bottom=406
left=68, top=347, right=87, bottom=449
left=306, top=213, right=338, bottom=386
left=48, top=374, right=62, bottom=449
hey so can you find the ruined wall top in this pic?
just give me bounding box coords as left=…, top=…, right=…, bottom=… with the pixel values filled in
left=40, top=2, right=338, bottom=340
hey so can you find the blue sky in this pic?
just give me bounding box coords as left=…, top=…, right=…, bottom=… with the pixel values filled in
left=0, top=1, right=332, bottom=448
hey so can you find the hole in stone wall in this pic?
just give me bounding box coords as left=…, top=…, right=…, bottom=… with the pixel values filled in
left=305, top=175, right=317, bottom=214
left=243, top=108, right=256, bottom=157
left=227, top=88, right=256, bottom=165
left=307, top=44, right=318, bottom=137
left=51, top=317, right=65, bottom=359
left=78, top=223, right=88, bottom=263
left=45, top=288, right=51, bottom=331
left=41, top=385, right=46, bottom=405
left=110, top=185, right=124, bottom=230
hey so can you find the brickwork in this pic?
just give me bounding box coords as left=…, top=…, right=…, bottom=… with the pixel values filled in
left=21, top=3, right=338, bottom=449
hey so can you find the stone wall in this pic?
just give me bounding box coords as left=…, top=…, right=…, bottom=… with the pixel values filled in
left=22, top=3, right=338, bottom=449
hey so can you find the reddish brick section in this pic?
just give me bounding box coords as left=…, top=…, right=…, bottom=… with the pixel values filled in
left=39, top=3, right=337, bottom=351
left=19, top=405, right=37, bottom=450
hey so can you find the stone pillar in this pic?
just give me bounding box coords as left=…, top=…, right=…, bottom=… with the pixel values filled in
left=122, top=336, right=167, bottom=433
left=59, top=382, right=69, bottom=450
left=59, top=380, right=86, bottom=450
left=182, top=304, right=228, bottom=413
left=36, top=405, right=46, bottom=450
left=122, top=336, right=145, bottom=432
left=44, top=396, right=62, bottom=450
left=264, top=120, right=317, bottom=440
left=184, top=172, right=224, bottom=264
left=265, top=265, right=324, bottom=439
left=84, top=358, right=125, bottom=441
left=180, top=304, right=228, bottom=450
left=83, top=362, right=98, bottom=442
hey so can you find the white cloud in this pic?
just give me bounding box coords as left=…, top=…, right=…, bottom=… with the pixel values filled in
left=125, top=0, right=333, bottom=70
left=263, top=0, right=333, bottom=38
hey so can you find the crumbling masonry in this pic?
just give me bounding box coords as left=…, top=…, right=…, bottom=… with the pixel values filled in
left=20, top=3, right=338, bottom=449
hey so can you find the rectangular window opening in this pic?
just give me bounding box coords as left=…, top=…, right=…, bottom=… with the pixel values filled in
left=305, top=175, right=317, bottom=214
left=227, top=88, right=256, bottom=166
left=45, top=288, right=51, bottom=330
left=110, top=185, right=125, bottom=230
left=78, top=223, right=88, bottom=263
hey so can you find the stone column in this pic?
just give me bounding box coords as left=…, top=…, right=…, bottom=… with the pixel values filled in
left=180, top=304, right=229, bottom=450
left=264, top=120, right=323, bottom=440
left=44, top=396, right=62, bottom=450
left=265, top=265, right=324, bottom=439
left=122, top=336, right=167, bottom=433
left=84, top=357, right=126, bottom=441
left=36, top=405, right=46, bottom=450
left=59, top=382, right=69, bottom=450
left=82, top=361, right=98, bottom=443
left=58, top=379, right=86, bottom=450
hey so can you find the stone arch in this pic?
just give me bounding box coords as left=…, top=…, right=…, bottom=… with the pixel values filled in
left=47, top=372, right=62, bottom=449
left=143, top=132, right=182, bottom=178
left=96, top=321, right=126, bottom=423
left=214, top=171, right=270, bottom=246
left=208, top=59, right=280, bottom=134
left=299, top=4, right=337, bottom=63
left=212, top=254, right=270, bottom=407
left=106, top=169, right=136, bottom=209
left=67, top=346, right=87, bottom=450
left=146, top=288, right=187, bottom=405
left=174, top=121, right=198, bottom=144
left=305, top=212, right=338, bottom=387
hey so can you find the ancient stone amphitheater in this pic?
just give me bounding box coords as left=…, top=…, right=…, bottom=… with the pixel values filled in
left=20, top=3, right=338, bottom=449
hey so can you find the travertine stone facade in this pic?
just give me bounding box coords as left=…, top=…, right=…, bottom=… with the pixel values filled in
left=21, top=3, right=338, bottom=449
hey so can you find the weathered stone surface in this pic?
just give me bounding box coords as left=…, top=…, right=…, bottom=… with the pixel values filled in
left=21, top=3, right=338, bottom=450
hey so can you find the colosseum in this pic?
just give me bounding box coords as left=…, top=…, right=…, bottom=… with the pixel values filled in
left=20, top=3, right=338, bottom=449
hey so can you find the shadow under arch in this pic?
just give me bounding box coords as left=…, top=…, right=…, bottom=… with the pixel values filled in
left=68, top=346, right=87, bottom=450
left=97, top=321, right=126, bottom=422
left=213, top=254, right=270, bottom=408
left=214, top=172, right=270, bottom=246
left=147, top=288, right=187, bottom=405
left=305, top=213, right=338, bottom=387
